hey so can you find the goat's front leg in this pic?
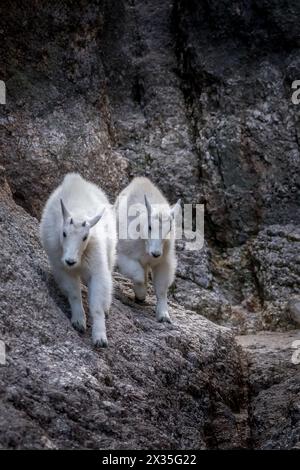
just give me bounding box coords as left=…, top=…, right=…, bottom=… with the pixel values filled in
left=54, top=268, right=86, bottom=332
left=152, top=258, right=175, bottom=323
left=88, top=269, right=112, bottom=348
left=118, top=254, right=147, bottom=302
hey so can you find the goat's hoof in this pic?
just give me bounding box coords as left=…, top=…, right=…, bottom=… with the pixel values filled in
left=157, top=314, right=171, bottom=324
left=72, top=320, right=86, bottom=333
left=93, top=338, right=108, bottom=348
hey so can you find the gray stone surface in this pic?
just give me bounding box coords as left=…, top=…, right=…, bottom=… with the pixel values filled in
left=0, top=177, right=248, bottom=449
left=175, top=0, right=300, bottom=245
left=249, top=225, right=300, bottom=329
left=0, top=1, right=129, bottom=218
left=289, top=298, right=300, bottom=325
left=237, top=331, right=300, bottom=449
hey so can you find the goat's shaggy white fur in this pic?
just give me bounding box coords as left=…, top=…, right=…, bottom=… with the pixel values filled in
left=115, top=177, right=180, bottom=323
left=40, top=173, right=116, bottom=347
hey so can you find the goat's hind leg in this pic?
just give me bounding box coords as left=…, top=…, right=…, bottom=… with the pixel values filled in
left=118, top=254, right=147, bottom=302
left=152, top=259, right=175, bottom=323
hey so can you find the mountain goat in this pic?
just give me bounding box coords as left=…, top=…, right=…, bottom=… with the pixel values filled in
left=115, top=177, right=181, bottom=323
left=40, top=173, right=116, bottom=347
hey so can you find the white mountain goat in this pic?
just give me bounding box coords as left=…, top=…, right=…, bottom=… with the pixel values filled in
left=40, top=173, right=116, bottom=347
left=115, top=177, right=181, bottom=323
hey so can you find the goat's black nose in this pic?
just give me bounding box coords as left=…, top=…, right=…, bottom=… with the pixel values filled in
left=151, top=252, right=161, bottom=258
left=66, top=259, right=76, bottom=266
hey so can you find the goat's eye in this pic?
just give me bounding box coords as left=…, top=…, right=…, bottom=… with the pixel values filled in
left=63, top=231, right=67, bottom=238
left=149, top=225, right=152, bottom=232
left=83, top=235, right=88, bottom=242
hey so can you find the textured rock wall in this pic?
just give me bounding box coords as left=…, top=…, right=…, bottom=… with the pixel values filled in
left=0, top=1, right=129, bottom=217
left=175, top=0, right=300, bottom=245
left=0, top=169, right=248, bottom=449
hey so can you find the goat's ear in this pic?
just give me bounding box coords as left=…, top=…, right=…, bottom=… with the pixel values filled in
left=89, top=207, right=105, bottom=228
left=170, top=199, right=181, bottom=219
left=60, top=199, right=71, bottom=222
left=144, top=195, right=152, bottom=214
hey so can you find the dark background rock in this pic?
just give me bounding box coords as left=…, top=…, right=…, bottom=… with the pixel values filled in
left=0, top=1, right=129, bottom=217
left=0, top=0, right=299, bottom=449
left=237, top=331, right=300, bottom=449
left=174, top=0, right=300, bottom=245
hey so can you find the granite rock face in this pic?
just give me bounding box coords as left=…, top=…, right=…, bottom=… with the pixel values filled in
left=175, top=0, right=300, bottom=245
left=0, top=176, right=248, bottom=449
left=0, top=1, right=129, bottom=218
left=249, top=225, right=300, bottom=330
left=237, top=331, right=300, bottom=450
left=0, top=0, right=300, bottom=449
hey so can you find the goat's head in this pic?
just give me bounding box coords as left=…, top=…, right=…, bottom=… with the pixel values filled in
left=143, top=195, right=181, bottom=259
left=60, top=199, right=104, bottom=269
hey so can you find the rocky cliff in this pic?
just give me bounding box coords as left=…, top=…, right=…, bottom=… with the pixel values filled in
left=0, top=0, right=299, bottom=449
